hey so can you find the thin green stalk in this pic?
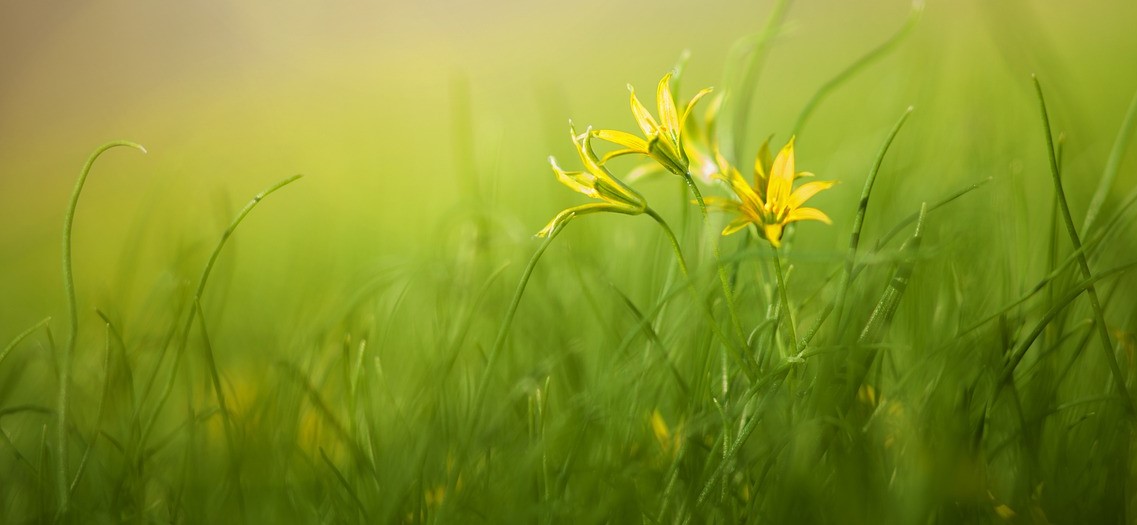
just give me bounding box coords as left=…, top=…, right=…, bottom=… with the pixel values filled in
left=0, top=317, right=52, bottom=369
left=683, top=173, right=747, bottom=348
left=1084, top=87, right=1137, bottom=233
left=58, top=140, right=145, bottom=514
left=792, top=2, right=923, bottom=136
left=195, top=299, right=246, bottom=522
left=727, top=0, right=793, bottom=155
left=644, top=207, right=742, bottom=363
left=771, top=247, right=799, bottom=357
left=472, top=225, right=563, bottom=422
left=834, top=107, right=913, bottom=336
left=1033, top=75, right=1135, bottom=416
left=141, top=174, right=303, bottom=446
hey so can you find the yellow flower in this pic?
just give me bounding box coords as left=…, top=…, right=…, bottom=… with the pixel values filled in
left=592, top=72, right=713, bottom=177
left=707, top=137, right=835, bottom=247
left=650, top=409, right=682, bottom=456
left=537, top=123, right=647, bottom=237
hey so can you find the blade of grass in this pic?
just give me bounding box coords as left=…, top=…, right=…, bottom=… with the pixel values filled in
left=727, top=0, right=792, bottom=156
left=140, top=174, right=303, bottom=446
left=1083, top=86, right=1137, bottom=233
left=194, top=299, right=246, bottom=522
left=58, top=140, right=146, bottom=515
left=834, top=107, right=914, bottom=336
left=1033, top=75, right=1135, bottom=416
left=792, top=1, right=923, bottom=136
left=0, top=317, right=52, bottom=369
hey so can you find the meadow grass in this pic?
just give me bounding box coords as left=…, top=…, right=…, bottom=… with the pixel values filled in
left=3, top=3, right=1137, bottom=524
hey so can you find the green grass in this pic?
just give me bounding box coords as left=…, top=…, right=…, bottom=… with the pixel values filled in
left=3, top=2, right=1137, bottom=524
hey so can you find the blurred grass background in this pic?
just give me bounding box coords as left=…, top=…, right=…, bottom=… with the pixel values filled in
left=3, top=0, right=1137, bottom=522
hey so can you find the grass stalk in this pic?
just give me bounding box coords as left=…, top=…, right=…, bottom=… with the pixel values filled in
left=58, top=140, right=146, bottom=515
left=472, top=224, right=564, bottom=423
left=1033, top=75, right=1136, bottom=416
left=833, top=107, right=913, bottom=336
left=771, top=247, right=799, bottom=357
left=1083, top=87, right=1137, bottom=233
left=683, top=173, right=747, bottom=350
left=792, top=2, right=923, bottom=136
left=140, top=174, right=303, bottom=445
left=0, top=317, right=52, bottom=370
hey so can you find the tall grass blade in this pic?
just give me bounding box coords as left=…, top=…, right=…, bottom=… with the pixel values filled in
left=1033, top=75, right=1136, bottom=416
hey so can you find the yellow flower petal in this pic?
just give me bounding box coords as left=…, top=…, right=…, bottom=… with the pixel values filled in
left=656, top=72, right=680, bottom=134
left=766, top=137, right=796, bottom=210
left=763, top=223, right=785, bottom=247
left=722, top=216, right=751, bottom=236
left=786, top=207, right=832, bottom=224
left=787, top=180, right=836, bottom=209
left=537, top=202, right=637, bottom=237
left=703, top=196, right=740, bottom=211
left=679, top=87, right=713, bottom=131
left=628, top=85, right=658, bottom=137
left=592, top=129, right=649, bottom=153
left=549, top=156, right=597, bottom=197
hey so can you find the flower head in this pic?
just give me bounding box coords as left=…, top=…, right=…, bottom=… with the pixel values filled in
left=591, top=72, right=713, bottom=177
left=537, top=123, right=647, bottom=237
left=707, top=137, right=835, bottom=247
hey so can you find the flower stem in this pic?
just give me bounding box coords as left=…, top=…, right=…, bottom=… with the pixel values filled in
left=682, top=173, right=747, bottom=348
left=645, top=207, right=747, bottom=378
left=772, top=246, right=799, bottom=358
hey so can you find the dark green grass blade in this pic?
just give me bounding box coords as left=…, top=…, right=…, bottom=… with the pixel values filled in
left=1033, top=75, right=1135, bottom=416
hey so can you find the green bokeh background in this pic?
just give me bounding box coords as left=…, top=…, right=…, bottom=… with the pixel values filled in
left=3, top=0, right=1137, bottom=522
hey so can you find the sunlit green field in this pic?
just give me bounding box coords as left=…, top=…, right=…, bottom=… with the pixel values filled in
left=3, top=1, right=1137, bottom=523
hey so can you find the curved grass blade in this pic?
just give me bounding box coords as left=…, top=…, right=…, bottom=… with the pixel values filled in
left=1083, top=86, right=1137, bottom=233
left=58, top=140, right=146, bottom=514
left=140, top=174, right=304, bottom=446
left=0, top=317, right=52, bottom=370
left=834, top=107, right=914, bottom=336
left=1033, top=75, right=1135, bottom=416
left=792, top=2, right=924, bottom=136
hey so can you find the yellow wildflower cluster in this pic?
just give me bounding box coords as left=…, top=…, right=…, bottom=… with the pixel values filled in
left=539, top=70, right=834, bottom=248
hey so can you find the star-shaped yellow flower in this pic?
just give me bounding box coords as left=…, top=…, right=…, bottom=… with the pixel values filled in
left=706, top=137, right=835, bottom=247
left=591, top=72, right=713, bottom=177
left=537, top=124, right=647, bottom=237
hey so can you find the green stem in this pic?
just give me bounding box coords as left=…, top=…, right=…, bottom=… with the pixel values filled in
left=682, top=173, right=747, bottom=348
left=1033, top=76, right=1136, bottom=416
left=771, top=247, right=799, bottom=358
left=59, top=140, right=145, bottom=515
left=646, top=208, right=751, bottom=383
left=472, top=225, right=563, bottom=422
left=140, top=174, right=303, bottom=446
left=834, top=107, right=913, bottom=336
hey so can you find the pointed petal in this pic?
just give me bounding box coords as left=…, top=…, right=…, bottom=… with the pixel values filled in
left=549, top=156, right=597, bottom=197
left=599, top=148, right=641, bottom=164
left=786, top=207, right=832, bottom=224
left=721, top=216, right=752, bottom=236
left=787, top=180, right=836, bottom=209
left=577, top=128, right=642, bottom=206
left=629, top=85, right=658, bottom=136
left=725, top=167, right=761, bottom=208
left=537, top=202, right=635, bottom=237
left=657, top=72, right=680, bottom=133
left=766, top=137, right=796, bottom=210
left=703, top=196, right=741, bottom=211
left=592, top=129, right=649, bottom=153
left=679, top=87, right=713, bottom=130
